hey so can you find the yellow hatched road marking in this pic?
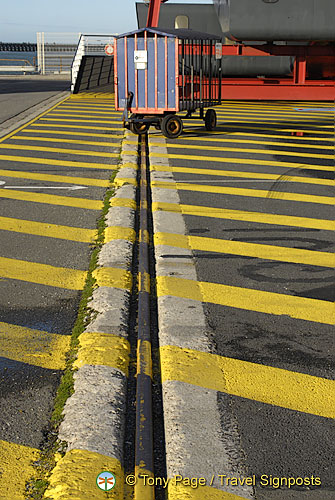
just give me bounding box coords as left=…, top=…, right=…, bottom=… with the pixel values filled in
left=168, top=482, right=252, bottom=500
left=185, top=116, right=333, bottom=128
left=0, top=440, right=39, bottom=500
left=47, top=112, right=122, bottom=119
left=152, top=201, right=334, bottom=231
left=205, top=124, right=334, bottom=135
left=74, top=332, right=130, bottom=375
left=0, top=256, right=87, bottom=289
left=0, top=153, right=117, bottom=170
left=40, top=117, right=121, bottom=125
left=152, top=135, right=334, bottom=150
left=152, top=180, right=334, bottom=206
left=179, top=130, right=334, bottom=142
left=0, top=143, right=119, bottom=159
left=45, top=449, right=124, bottom=500
left=11, top=135, right=122, bottom=148
left=215, top=108, right=334, bottom=119
left=105, top=225, right=136, bottom=243
left=59, top=105, right=118, bottom=111
left=30, top=123, right=123, bottom=131
left=53, top=108, right=119, bottom=115
left=150, top=151, right=333, bottom=172
left=0, top=215, right=96, bottom=242
left=154, top=232, right=335, bottom=268
left=21, top=128, right=122, bottom=139
left=0, top=167, right=110, bottom=187
left=145, top=140, right=333, bottom=159
left=160, top=345, right=335, bottom=418
left=0, top=321, right=70, bottom=370
left=157, top=275, right=335, bottom=325
left=92, top=267, right=133, bottom=290
left=150, top=164, right=334, bottom=187
left=0, top=188, right=103, bottom=210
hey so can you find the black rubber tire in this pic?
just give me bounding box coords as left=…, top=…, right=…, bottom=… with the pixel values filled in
left=161, top=114, right=183, bottom=139
left=204, top=109, right=217, bottom=131
left=130, top=121, right=149, bottom=135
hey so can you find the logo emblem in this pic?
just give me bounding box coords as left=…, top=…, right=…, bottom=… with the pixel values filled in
left=96, top=471, right=116, bottom=491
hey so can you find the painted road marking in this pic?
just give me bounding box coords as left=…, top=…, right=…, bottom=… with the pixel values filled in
left=0, top=154, right=117, bottom=171
left=3, top=184, right=87, bottom=191
left=149, top=136, right=334, bottom=150
left=150, top=164, right=334, bottom=187
left=168, top=482, right=254, bottom=500
left=152, top=181, right=334, bottom=206
left=0, top=440, right=39, bottom=500
left=157, top=276, right=334, bottom=325
left=152, top=201, right=334, bottom=231
left=10, top=135, right=122, bottom=148
left=73, top=331, right=130, bottom=375
left=0, top=322, right=70, bottom=370
left=0, top=168, right=110, bottom=187
left=160, top=345, right=335, bottom=419
left=0, top=257, right=132, bottom=291
left=144, top=140, right=333, bottom=160
left=0, top=143, right=120, bottom=159
left=0, top=216, right=96, bottom=242
left=0, top=188, right=103, bottom=210
left=204, top=124, right=334, bottom=136
left=40, top=118, right=121, bottom=125
left=154, top=232, right=335, bottom=268
left=21, top=128, right=122, bottom=139
left=149, top=152, right=333, bottom=172
left=28, top=123, right=123, bottom=131
left=179, top=130, right=333, bottom=142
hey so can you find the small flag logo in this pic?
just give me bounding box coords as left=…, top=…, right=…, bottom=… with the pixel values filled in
left=96, top=471, right=116, bottom=491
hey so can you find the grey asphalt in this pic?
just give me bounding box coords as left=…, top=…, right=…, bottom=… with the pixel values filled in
left=0, top=75, right=70, bottom=125
left=0, top=88, right=123, bottom=456
left=157, top=105, right=334, bottom=499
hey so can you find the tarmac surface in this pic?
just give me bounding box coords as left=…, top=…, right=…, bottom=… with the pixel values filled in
left=0, top=80, right=333, bottom=499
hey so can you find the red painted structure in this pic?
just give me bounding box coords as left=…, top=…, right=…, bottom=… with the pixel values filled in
left=145, top=0, right=335, bottom=101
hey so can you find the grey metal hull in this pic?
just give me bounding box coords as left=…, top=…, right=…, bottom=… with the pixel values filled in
left=214, top=0, right=335, bottom=41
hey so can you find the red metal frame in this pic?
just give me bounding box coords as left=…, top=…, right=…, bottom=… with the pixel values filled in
left=144, top=0, right=334, bottom=101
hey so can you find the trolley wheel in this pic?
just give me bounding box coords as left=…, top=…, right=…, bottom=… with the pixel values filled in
left=161, top=114, right=183, bottom=139
left=204, top=109, right=217, bottom=131
left=130, top=121, right=149, bottom=135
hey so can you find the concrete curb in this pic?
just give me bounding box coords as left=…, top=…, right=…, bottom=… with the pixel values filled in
left=43, top=131, right=138, bottom=500
left=0, top=90, right=70, bottom=139
left=148, top=133, right=255, bottom=499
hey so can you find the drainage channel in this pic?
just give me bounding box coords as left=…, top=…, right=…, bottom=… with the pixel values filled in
left=124, top=134, right=167, bottom=500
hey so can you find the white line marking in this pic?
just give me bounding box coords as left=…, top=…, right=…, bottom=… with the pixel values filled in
left=0, top=181, right=87, bottom=190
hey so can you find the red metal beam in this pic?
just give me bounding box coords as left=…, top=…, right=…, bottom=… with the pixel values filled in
left=146, top=0, right=168, bottom=28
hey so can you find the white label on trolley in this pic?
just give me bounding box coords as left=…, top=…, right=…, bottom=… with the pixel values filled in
left=215, top=43, right=222, bottom=59
left=134, top=50, right=148, bottom=69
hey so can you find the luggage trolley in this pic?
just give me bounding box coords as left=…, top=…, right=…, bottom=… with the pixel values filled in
left=114, top=28, right=222, bottom=138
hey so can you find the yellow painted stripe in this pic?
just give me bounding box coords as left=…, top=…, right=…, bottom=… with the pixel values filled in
left=114, top=177, right=137, bottom=188
left=11, top=135, right=122, bottom=148
left=206, top=124, right=334, bottom=135
left=168, top=482, right=256, bottom=500
left=150, top=135, right=334, bottom=150
left=0, top=153, right=116, bottom=171
left=152, top=201, right=334, bottom=231
left=137, top=339, right=153, bottom=377
left=0, top=188, right=103, bottom=210
left=93, top=267, right=133, bottom=291
left=0, top=256, right=86, bottom=289
left=0, top=215, right=96, bottom=242
left=145, top=140, right=333, bottom=159
left=156, top=276, right=335, bottom=325
left=40, top=118, right=121, bottom=125
left=160, top=345, right=335, bottom=419
left=149, top=152, right=333, bottom=172
left=74, top=332, right=130, bottom=375
left=215, top=109, right=334, bottom=120
left=0, top=143, right=119, bottom=159
left=22, top=128, right=122, bottom=139
left=150, top=164, right=334, bottom=187
left=45, top=449, right=124, bottom=500
left=154, top=232, right=335, bottom=268
left=0, top=168, right=110, bottom=187
left=110, top=197, right=137, bottom=210
left=0, top=95, right=70, bottom=144
left=152, top=181, right=334, bottom=206
left=0, top=321, right=70, bottom=370
left=46, top=113, right=122, bottom=120
left=105, top=226, right=136, bottom=243
left=51, top=108, right=119, bottom=115
left=180, top=129, right=333, bottom=142
left=30, top=123, right=123, bottom=131
left=0, top=440, right=39, bottom=500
